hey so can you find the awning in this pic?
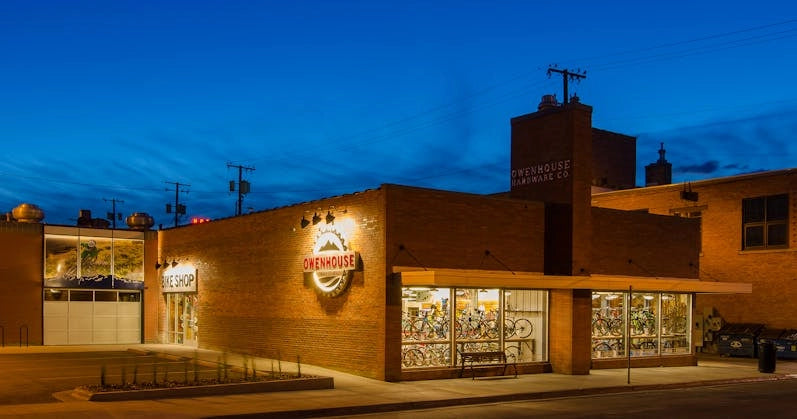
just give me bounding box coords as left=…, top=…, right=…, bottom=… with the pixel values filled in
left=393, top=266, right=751, bottom=294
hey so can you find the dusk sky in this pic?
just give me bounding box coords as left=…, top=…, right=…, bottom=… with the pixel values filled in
left=2, top=1, right=796, bottom=226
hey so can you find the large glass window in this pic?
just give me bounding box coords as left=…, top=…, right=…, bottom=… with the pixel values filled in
left=591, top=292, right=626, bottom=358
left=504, top=289, right=548, bottom=362
left=592, top=291, right=691, bottom=359
left=44, top=234, right=145, bottom=289
left=401, top=287, right=452, bottom=368
left=401, top=287, right=548, bottom=370
left=743, top=194, right=788, bottom=250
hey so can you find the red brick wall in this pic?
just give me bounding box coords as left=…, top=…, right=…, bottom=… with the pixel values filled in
left=385, top=185, right=546, bottom=272
left=591, top=128, right=636, bottom=190
left=142, top=230, right=159, bottom=343
left=0, top=222, right=43, bottom=345
left=158, top=189, right=388, bottom=379
left=591, top=207, right=700, bottom=278
left=592, top=170, right=797, bottom=328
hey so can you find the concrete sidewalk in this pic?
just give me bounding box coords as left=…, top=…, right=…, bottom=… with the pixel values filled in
left=1, top=344, right=796, bottom=418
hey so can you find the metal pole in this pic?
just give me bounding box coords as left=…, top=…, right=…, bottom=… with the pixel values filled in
left=237, top=166, right=243, bottom=216
left=627, top=285, right=632, bottom=384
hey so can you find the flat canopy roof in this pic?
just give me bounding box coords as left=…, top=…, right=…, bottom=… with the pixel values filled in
left=394, top=267, right=751, bottom=294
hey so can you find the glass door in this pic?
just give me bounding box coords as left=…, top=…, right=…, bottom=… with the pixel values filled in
left=166, top=293, right=197, bottom=346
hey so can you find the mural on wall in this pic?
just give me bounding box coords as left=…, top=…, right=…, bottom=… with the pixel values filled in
left=44, top=235, right=144, bottom=289
left=79, top=237, right=113, bottom=287
left=44, top=236, right=78, bottom=285
left=113, top=240, right=144, bottom=289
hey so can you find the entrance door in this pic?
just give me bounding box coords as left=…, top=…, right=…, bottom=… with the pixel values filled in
left=166, top=293, right=197, bottom=346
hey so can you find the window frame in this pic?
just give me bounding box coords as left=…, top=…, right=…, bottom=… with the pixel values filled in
left=742, top=194, right=789, bottom=250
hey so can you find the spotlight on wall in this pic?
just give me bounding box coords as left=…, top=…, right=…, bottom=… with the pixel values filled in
left=171, top=260, right=178, bottom=268
left=300, top=216, right=310, bottom=228
left=325, top=211, right=335, bottom=224
left=155, top=262, right=163, bottom=269
left=312, top=212, right=322, bottom=225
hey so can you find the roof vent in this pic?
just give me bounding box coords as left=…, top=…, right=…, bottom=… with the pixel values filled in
left=12, top=203, right=45, bottom=223
left=126, top=212, right=155, bottom=231
left=538, top=94, right=559, bottom=110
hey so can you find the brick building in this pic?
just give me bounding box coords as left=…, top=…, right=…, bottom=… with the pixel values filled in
left=593, top=168, right=796, bottom=333
left=0, top=98, right=748, bottom=381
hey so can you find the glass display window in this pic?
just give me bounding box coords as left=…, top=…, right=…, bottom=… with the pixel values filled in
left=401, top=286, right=549, bottom=370
left=591, top=292, right=626, bottom=358
left=630, top=293, right=659, bottom=356
left=401, top=287, right=452, bottom=368
left=661, top=293, right=691, bottom=354
left=504, top=289, right=548, bottom=362
left=591, top=291, right=692, bottom=359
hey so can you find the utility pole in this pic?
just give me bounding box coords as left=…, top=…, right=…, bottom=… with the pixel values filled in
left=103, top=198, right=124, bottom=229
left=547, top=66, right=587, bottom=104
left=227, top=163, right=255, bottom=216
left=165, top=181, right=190, bottom=227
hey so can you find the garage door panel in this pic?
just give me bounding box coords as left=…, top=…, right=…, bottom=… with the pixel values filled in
left=45, top=293, right=141, bottom=345
left=94, top=302, right=118, bottom=316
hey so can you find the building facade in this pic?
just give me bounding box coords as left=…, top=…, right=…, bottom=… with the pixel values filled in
left=0, top=99, right=749, bottom=381
left=593, top=169, right=796, bottom=332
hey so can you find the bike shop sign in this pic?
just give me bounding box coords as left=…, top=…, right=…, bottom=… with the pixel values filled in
left=303, top=226, right=358, bottom=298
left=161, top=265, right=197, bottom=293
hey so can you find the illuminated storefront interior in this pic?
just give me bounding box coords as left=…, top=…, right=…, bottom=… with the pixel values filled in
left=591, top=291, right=691, bottom=359
left=401, top=287, right=548, bottom=369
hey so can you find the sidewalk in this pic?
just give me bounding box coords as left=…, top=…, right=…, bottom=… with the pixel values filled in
left=1, top=344, right=795, bottom=418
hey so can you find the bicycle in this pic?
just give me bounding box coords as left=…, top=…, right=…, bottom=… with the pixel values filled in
left=504, top=317, right=534, bottom=339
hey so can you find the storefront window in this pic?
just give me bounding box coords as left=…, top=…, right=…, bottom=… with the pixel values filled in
left=661, top=293, right=690, bottom=354
left=630, top=293, right=659, bottom=356
left=591, top=292, right=626, bottom=358
left=401, top=287, right=451, bottom=368
left=455, top=288, right=500, bottom=360
left=401, top=287, right=549, bottom=370
left=591, top=291, right=691, bottom=359
left=504, top=289, right=548, bottom=362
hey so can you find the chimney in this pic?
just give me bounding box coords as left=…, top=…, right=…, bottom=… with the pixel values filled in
left=77, top=209, right=93, bottom=227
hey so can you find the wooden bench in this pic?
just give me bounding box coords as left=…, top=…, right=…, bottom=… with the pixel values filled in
left=459, top=351, right=518, bottom=380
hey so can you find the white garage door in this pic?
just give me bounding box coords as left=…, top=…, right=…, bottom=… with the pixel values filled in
left=44, top=289, right=141, bottom=345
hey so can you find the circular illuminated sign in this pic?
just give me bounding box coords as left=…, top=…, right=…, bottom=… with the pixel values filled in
left=303, top=227, right=357, bottom=298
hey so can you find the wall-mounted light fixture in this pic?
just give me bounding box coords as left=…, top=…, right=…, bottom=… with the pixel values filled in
left=300, top=216, right=310, bottom=228
left=155, top=261, right=163, bottom=270
left=325, top=211, right=335, bottom=224
left=171, top=260, right=179, bottom=268
left=312, top=212, right=322, bottom=225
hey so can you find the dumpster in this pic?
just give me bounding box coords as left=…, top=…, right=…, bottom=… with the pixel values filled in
left=759, top=341, right=776, bottom=373
left=775, top=329, right=797, bottom=360
left=717, top=323, right=764, bottom=358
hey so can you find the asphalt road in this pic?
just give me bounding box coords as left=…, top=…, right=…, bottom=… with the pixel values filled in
left=0, top=350, right=229, bottom=405
left=334, top=379, right=797, bottom=418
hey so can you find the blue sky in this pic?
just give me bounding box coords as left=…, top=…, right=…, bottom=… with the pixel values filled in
left=1, top=1, right=796, bottom=226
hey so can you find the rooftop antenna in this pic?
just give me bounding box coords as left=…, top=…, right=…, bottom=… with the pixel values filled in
left=547, top=66, right=587, bottom=104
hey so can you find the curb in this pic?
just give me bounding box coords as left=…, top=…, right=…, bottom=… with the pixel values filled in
left=207, top=374, right=796, bottom=418
left=73, top=376, right=334, bottom=402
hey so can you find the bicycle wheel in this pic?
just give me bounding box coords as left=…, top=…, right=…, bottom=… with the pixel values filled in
left=504, top=319, right=516, bottom=339
left=402, top=348, right=424, bottom=368
left=412, top=319, right=429, bottom=340
left=484, top=320, right=499, bottom=339
left=513, top=318, right=534, bottom=338
left=504, top=345, right=520, bottom=363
